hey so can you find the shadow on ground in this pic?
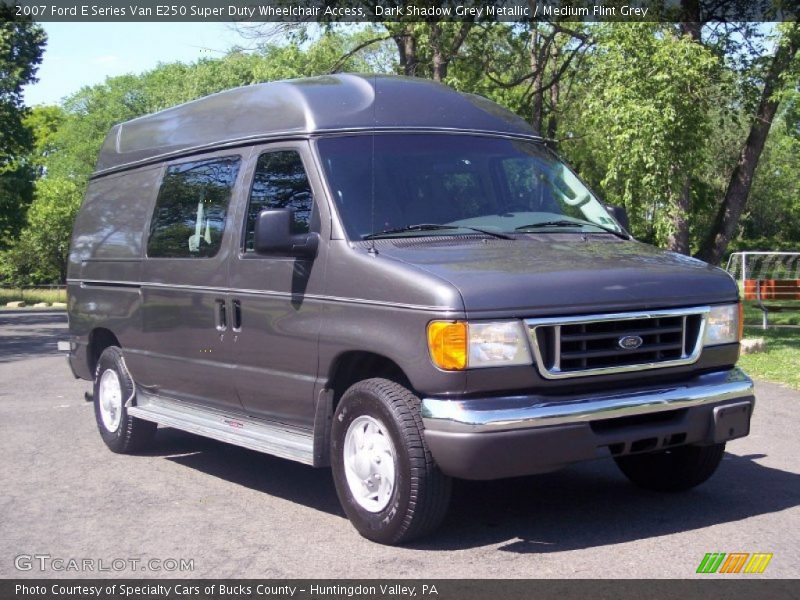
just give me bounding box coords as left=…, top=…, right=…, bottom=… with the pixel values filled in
left=0, top=313, right=67, bottom=363
left=153, top=428, right=345, bottom=517
left=149, top=427, right=799, bottom=552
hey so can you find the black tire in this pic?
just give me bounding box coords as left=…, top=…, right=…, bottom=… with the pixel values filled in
left=93, top=346, right=156, bottom=454
left=614, top=443, right=726, bottom=492
left=330, top=378, right=452, bottom=544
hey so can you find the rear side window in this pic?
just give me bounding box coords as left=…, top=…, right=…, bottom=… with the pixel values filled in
left=243, top=151, right=312, bottom=252
left=147, top=156, right=241, bottom=258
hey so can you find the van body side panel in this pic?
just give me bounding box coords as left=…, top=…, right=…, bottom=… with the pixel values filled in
left=67, top=167, right=161, bottom=380
left=316, top=241, right=467, bottom=397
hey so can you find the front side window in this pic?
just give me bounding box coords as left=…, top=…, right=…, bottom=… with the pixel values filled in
left=243, top=151, right=313, bottom=252
left=316, top=134, right=620, bottom=240
left=147, top=157, right=241, bottom=258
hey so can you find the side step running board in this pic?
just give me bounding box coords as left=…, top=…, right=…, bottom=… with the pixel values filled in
left=128, top=393, right=315, bottom=465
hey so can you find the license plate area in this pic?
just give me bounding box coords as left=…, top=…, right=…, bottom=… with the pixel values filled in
left=712, top=401, right=752, bottom=443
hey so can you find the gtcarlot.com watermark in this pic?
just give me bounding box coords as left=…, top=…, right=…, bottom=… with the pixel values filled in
left=14, top=553, right=194, bottom=573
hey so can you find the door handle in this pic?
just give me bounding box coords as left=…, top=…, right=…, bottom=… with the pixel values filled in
left=215, top=299, right=227, bottom=331
left=232, top=299, right=242, bottom=331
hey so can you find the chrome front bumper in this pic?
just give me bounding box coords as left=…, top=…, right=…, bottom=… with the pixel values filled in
left=421, top=367, right=754, bottom=434
left=421, top=368, right=755, bottom=480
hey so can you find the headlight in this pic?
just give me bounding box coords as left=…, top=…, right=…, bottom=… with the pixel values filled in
left=703, top=303, right=742, bottom=346
left=427, top=320, right=532, bottom=370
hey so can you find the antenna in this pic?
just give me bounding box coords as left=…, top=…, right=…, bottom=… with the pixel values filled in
left=369, top=73, right=378, bottom=255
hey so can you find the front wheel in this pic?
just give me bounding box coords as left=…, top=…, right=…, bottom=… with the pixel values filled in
left=330, top=378, right=452, bottom=544
left=614, top=443, right=726, bottom=492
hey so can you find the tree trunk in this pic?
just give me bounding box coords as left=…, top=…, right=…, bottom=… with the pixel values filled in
left=395, top=27, right=418, bottom=77
left=679, top=0, right=702, bottom=41
left=696, top=25, right=800, bottom=265
left=530, top=27, right=544, bottom=132
left=546, top=43, right=560, bottom=145
left=667, top=175, right=691, bottom=254
left=430, top=23, right=446, bottom=82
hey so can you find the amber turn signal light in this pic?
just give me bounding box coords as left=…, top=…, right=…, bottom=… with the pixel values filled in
left=427, top=321, right=468, bottom=371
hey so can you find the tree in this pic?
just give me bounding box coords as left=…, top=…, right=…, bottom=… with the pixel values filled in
left=564, top=24, right=719, bottom=250
left=697, top=23, right=800, bottom=264
left=0, top=165, right=34, bottom=248
left=0, top=177, right=82, bottom=284
left=0, top=4, right=46, bottom=247
left=22, top=104, right=64, bottom=176
left=0, top=4, right=45, bottom=165
left=736, top=99, right=800, bottom=248
left=472, top=19, right=592, bottom=138
left=379, top=21, right=474, bottom=82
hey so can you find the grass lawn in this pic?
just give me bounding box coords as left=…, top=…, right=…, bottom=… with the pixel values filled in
left=738, top=326, right=800, bottom=390
left=0, top=287, right=67, bottom=306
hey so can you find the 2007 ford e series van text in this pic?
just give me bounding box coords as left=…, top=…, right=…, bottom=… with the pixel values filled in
left=63, top=74, right=755, bottom=544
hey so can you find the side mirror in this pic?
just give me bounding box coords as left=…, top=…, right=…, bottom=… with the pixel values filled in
left=254, top=208, right=319, bottom=259
left=606, top=205, right=631, bottom=232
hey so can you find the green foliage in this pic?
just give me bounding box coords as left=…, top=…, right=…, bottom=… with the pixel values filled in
left=742, top=107, right=800, bottom=244
left=22, top=104, right=64, bottom=175
left=0, top=163, right=34, bottom=249
left=563, top=24, right=720, bottom=245
left=0, top=4, right=46, bottom=165
left=0, top=177, right=82, bottom=284
left=0, top=5, right=46, bottom=248
left=448, top=24, right=534, bottom=114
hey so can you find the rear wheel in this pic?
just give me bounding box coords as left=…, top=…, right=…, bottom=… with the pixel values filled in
left=331, top=378, right=452, bottom=544
left=93, top=346, right=156, bottom=453
left=614, top=443, right=726, bottom=492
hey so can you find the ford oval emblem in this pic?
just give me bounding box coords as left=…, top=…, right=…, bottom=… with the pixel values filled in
left=618, top=335, right=643, bottom=350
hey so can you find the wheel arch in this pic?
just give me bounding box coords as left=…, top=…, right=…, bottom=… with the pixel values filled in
left=87, top=328, right=121, bottom=376
left=326, top=350, right=412, bottom=409
left=313, top=351, right=413, bottom=469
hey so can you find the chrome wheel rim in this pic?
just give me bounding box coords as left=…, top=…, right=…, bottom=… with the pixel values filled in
left=343, top=415, right=397, bottom=513
left=98, top=369, right=123, bottom=432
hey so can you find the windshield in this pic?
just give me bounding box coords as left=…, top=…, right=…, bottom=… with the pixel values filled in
left=316, top=134, right=621, bottom=240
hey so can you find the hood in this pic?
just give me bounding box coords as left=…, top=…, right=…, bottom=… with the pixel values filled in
left=372, top=236, right=738, bottom=316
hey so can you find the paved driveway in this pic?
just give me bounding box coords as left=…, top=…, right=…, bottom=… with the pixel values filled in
left=1, top=311, right=798, bottom=578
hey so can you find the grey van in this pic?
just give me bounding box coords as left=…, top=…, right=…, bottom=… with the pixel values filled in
left=65, top=74, right=754, bottom=544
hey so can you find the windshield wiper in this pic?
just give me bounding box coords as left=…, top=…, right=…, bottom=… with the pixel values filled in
left=515, top=220, right=630, bottom=240
left=364, top=223, right=513, bottom=240
left=459, top=226, right=514, bottom=240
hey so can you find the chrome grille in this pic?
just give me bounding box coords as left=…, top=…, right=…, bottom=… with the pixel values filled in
left=526, top=308, right=709, bottom=379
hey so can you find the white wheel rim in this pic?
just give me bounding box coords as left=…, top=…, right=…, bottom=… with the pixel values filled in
left=343, top=415, right=397, bottom=513
left=98, top=369, right=123, bottom=432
